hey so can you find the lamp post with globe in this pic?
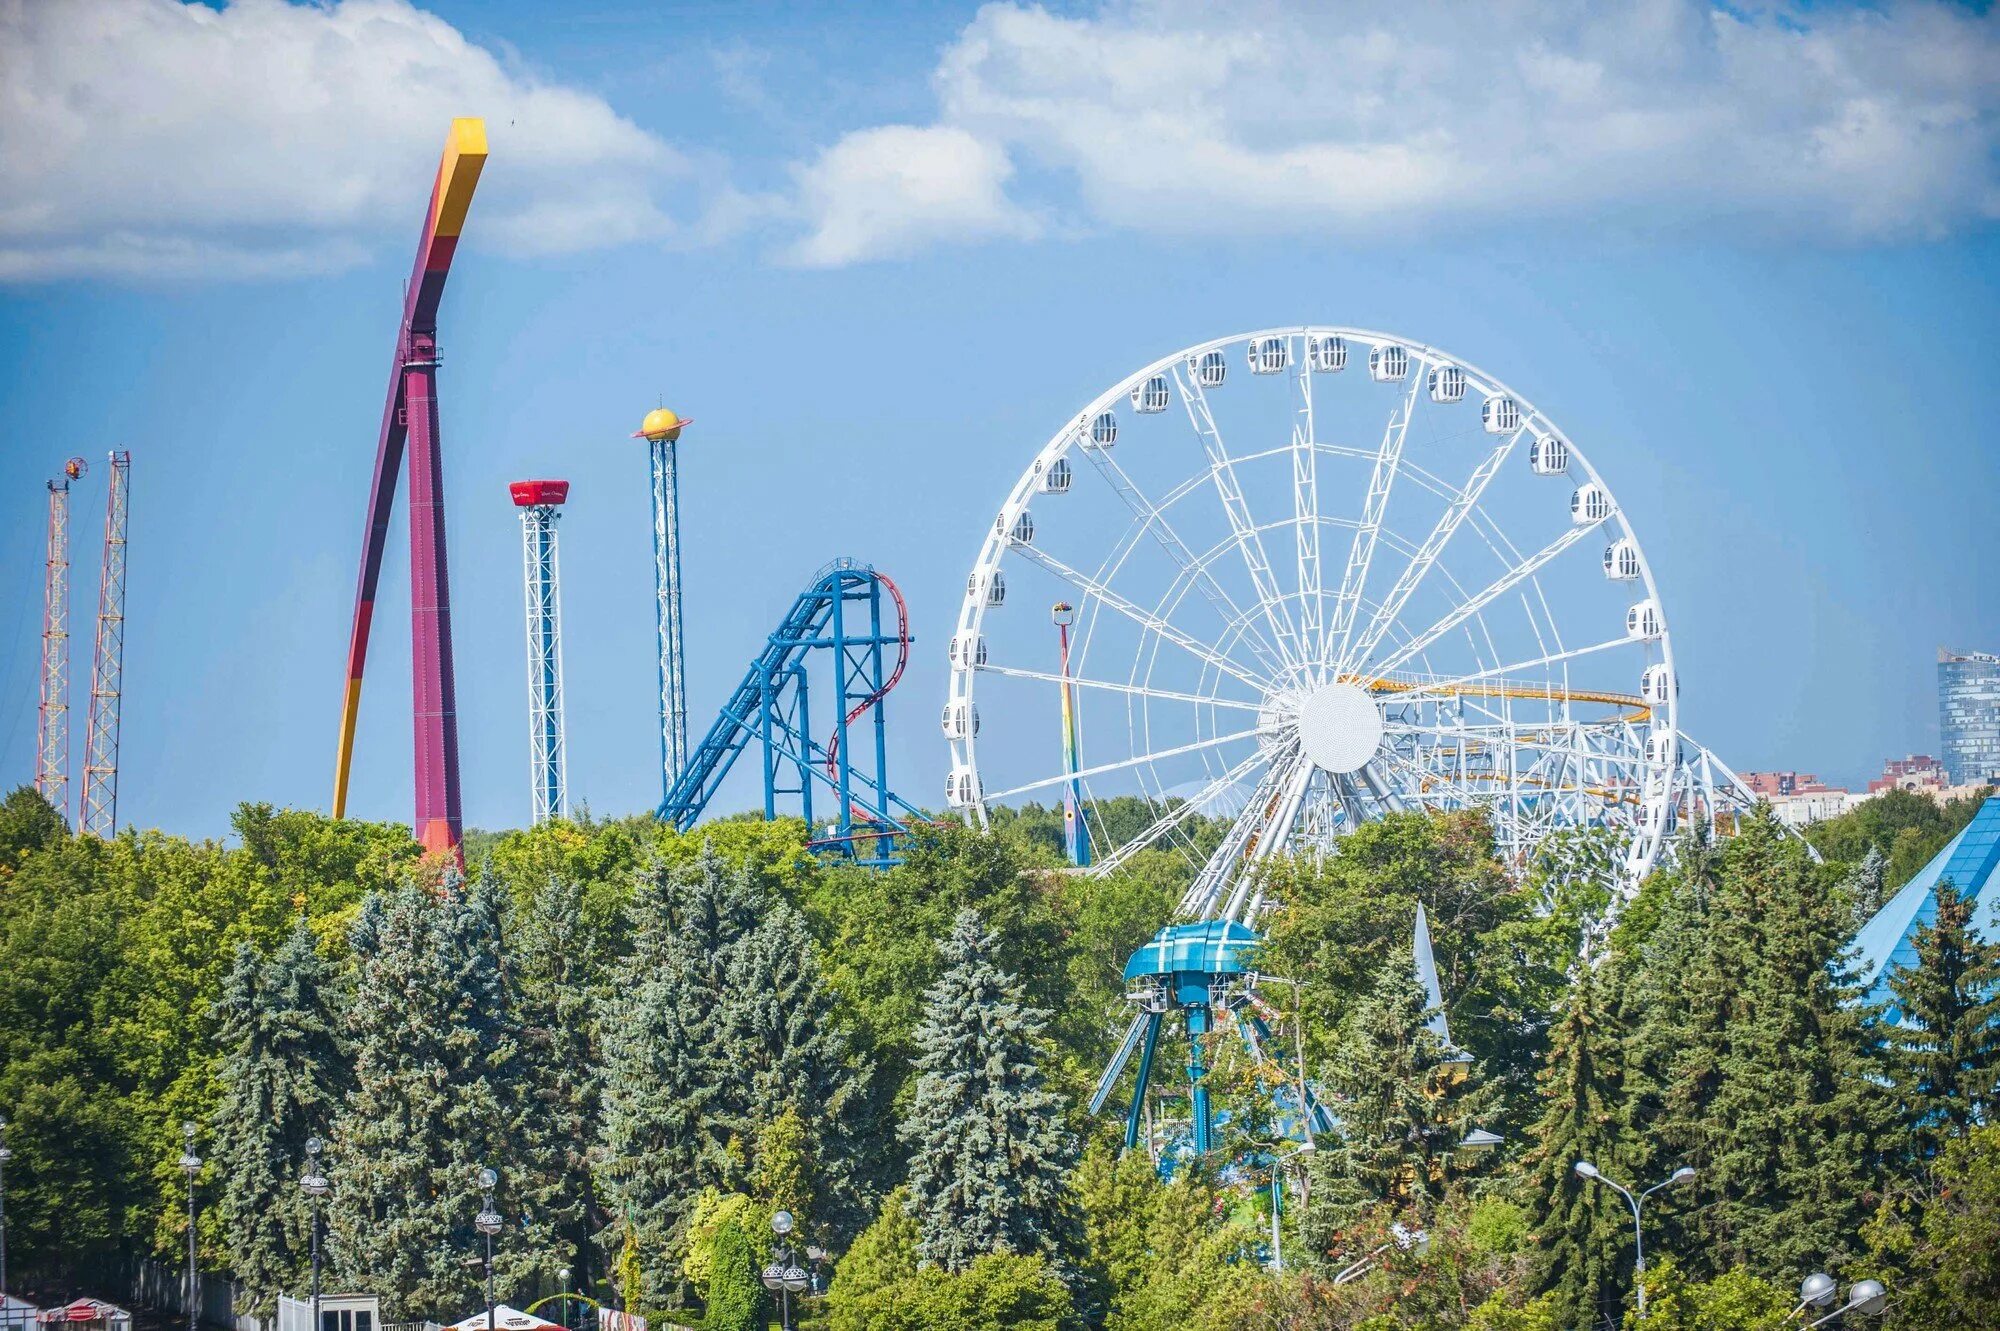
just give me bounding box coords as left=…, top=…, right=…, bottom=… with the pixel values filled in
left=474, top=1169, right=502, bottom=1331
left=301, top=1139, right=329, bottom=1331
left=179, top=1124, right=202, bottom=1331
left=758, top=1211, right=816, bottom=1331
left=555, top=1268, right=569, bottom=1331
left=1794, top=1271, right=1891, bottom=1326
left=1573, top=1161, right=1695, bottom=1319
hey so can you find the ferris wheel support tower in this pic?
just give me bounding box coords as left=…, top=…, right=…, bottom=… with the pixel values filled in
left=511, top=480, right=570, bottom=824
left=331, top=119, right=486, bottom=858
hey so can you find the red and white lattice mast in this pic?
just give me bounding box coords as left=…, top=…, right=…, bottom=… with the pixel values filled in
left=36, top=457, right=85, bottom=823
left=82, top=450, right=131, bottom=837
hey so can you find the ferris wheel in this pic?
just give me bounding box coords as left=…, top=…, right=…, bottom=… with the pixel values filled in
left=945, top=327, right=1681, bottom=910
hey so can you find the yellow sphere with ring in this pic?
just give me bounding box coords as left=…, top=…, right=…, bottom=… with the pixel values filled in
left=635, top=407, right=691, bottom=443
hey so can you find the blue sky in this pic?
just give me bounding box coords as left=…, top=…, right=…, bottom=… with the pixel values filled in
left=1, top=0, right=1996, bottom=839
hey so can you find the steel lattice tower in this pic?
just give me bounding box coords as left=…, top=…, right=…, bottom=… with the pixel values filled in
left=634, top=408, right=691, bottom=803
left=511, top=480, right=570, bottom=824
left=82, top=450, right=130, bottom=838
left=36, top=459, right=83, bottom=823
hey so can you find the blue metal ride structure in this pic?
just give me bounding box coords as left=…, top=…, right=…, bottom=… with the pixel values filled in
left=657, top=559, right=922, bottom=868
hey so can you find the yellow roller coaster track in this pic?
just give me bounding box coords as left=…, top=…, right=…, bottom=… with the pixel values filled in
left=1352, top=671, right=1653, bottom=725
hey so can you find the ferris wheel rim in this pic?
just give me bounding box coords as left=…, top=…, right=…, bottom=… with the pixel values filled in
left=947, top=325, right=1679, bottom=879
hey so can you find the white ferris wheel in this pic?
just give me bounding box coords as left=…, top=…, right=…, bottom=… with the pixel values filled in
left=945, top=327, right=1688, bottom=914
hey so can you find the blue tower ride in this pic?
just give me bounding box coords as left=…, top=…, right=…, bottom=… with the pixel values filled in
left=634, top=408, right=692, bottom=804
left=510, top=480, right=570, bottom=824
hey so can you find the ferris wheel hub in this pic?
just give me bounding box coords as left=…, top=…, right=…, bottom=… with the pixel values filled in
left=1295, top=680, right=1384, bottom=775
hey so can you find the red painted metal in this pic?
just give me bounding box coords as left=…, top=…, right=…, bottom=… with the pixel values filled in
left=334, top=121, right=484, bottom=857
left=509, top=479, right=571, bottom=507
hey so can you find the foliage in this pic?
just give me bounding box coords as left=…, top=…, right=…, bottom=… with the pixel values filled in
left=1882, top=880, right=2000, bottom=1160
left=699, top=1219, right=763, bottom=1331
left=825, top=1251, right=1075, bottom=1331
left=1862, top=1123, right=2000, bottom=1327
left=1517, top=957, right=1631, bottom=1328
left=1622, top=1256, right=1794, bottom=1331
left=826, top=1186, right=921, bottom=1313
left=902, top=907, right=1077, bottom=1274
left=1804, top=788, right=1986, bottom=889
left=327, top=872, right=518, bottom=1321
left=210, top=920, right=345, bottom=1315
left=680, top=1190, right=766, bottom=1290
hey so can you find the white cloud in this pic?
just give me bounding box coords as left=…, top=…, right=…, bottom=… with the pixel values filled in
left=0, top=0, right=695, bottom=280
left=788, top=0, right=2000, bottom=262
left=783, top=124, right=1042, bottom=266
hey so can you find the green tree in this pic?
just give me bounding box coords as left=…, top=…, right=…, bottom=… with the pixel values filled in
left=700, top=1220, right=764, bottom=1331
left=826, top=1186, right=921, bottom=1318
left=902, top=908, right=1075, bottom=1273
left=1520, top=957, right=1632, bottom=1329
left=827, top=1253, right=1074, bottom=1331
left=1863, top=1122, right=2000, bottom=1326
left=1843, top=846, right=1890, bottom=929
left=595, top=860, right=734, bottom=1305
left=0, top=784, right=65, bottom=878
left=211, top=921, right=347, bottom=1314
left=506, top=874, right=605, bottom=1290
left=1633, top=814, right=1885, bottom=1279
left=328, top=873, right=517, bottom=1320
left=1883, top=880, right=2000, bottom=1160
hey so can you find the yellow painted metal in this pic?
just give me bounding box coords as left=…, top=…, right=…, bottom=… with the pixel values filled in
left=431, top=118, right=487, bottom=240
left=332, top=677, right=363, bottom=819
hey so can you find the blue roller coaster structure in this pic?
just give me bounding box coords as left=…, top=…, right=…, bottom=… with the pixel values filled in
left=657, top=559, right=923, bottom=868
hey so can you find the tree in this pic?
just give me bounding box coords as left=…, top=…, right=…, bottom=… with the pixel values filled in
left=328, top=874, right=517, bottom=1320
left=700, top=1220, right=764, bottom=1331
left=901, top=908, right=1075, bottom=1273
left=1305, top=940, right=1469, bottom=1249
left=595, top=860, right=733, bottom=1307
left=506, top=874, right=605, bottom=1289
left=826, top=1187, right=921, bottom=1321
left=827, top=1253, right=1074, bottom=1331
left=1883, top=880, right=2000, bottom=1159
left=211, top=921, right=347, bottom=1314
left=1843, top=846, right=1890, bottom=929
left=718, top=895, right=873, bottom=1237
left=1632, top=813, right=1885, bottom=1279
left=1520, top=957, right=1632, bottom=1329
left=1863, top=1122, right=2000, bottom=1325
left=0, top=784, right=65, bottom=878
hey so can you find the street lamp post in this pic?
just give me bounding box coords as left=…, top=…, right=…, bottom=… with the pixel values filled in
left=301, top=1138, right=329, bottom=1331
left=556, top=1268, right=570, bottom=1331
left=475, top=1169, right=502, bottom=1331
left=1573, top=1161, right=1695, bottom=1319
left=179, top=1124, right=202, bottom=1331
left=758, top=1211, right=812, bottom=1331
left=1, top=1114, right=12, bottom=1307
left=1796, top=1272, right=1890, bottom=1326
left=1331, top=1222, right=1429, bottom=1285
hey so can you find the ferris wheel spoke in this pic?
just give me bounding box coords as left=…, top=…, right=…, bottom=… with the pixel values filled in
left=1341, top=430, right=1525, bottom=674
left=1079, top=447, right=1291, bottom=677
left=1015, top=544, right=1270, bottom=692
left=1326, top=373, right=1423, bottom=673
left=1086, top=747, right=1270, bottom=878
left=1173, top=365, right=1305, bottom=669
left=1291, top=357, right=1325, bottom=669
left=980, top=663, right=1263, bottom=713
left=978, top=724, right=1263, bottom=804
left=1366, top=522, right=1595, bottom=679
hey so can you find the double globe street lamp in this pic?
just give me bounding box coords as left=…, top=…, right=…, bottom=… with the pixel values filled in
left=475, top=1169, right=503, bottom=1331
left=179, top=1124, right=203, bottom=1331
left=301, top=1139, right=330, bottom=1331
left=758, top=1211, right=825, bottom=1331
left=1795, top=1272, right=1890, bottom=1326
left=1573, top=1161, right=1695, bottom=1319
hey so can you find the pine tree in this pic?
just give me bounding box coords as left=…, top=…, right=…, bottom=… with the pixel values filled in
left=1520, top=956, right=1631, bottom=1330
left=719, top=896, right=873, bottom=1238
left=594, top=854, right=740, bottom=1304
left=701, top=1220, right=765, bottom=1331
left=901, top=908, right=1074, bottom=1273
left=506, top=874, right=604, bottom=1291
left=210, top=920, right=346, bottom=1316
left=1303, top=942, right=1464, bottom=1251
left=1845, top=845, right=1891, bottom=928
left=1646, top=812, right=1886, bottom=1278
left=1885, top=880, right=2000, bottom=1159
left=328, top=873, right=518, bottom=1320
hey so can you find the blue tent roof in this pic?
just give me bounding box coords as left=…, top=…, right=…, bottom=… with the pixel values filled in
left=1852, top=794, right=2000, bottom=1022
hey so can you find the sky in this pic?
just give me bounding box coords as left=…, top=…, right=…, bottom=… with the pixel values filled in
left=0, top=0, right=1996, bottom=841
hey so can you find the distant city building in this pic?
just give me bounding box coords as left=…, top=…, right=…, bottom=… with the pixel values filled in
left=1939, top=648, right=2000, bottom=786
left=1739, top=770, right=1841, bottom=798
left=1868, top=753, right=1951, bottom=794
left=1769, top=788, right=1862, bottom=829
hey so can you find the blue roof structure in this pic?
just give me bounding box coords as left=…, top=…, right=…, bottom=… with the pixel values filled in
left=1852, top=794, right=2000, bottom=1022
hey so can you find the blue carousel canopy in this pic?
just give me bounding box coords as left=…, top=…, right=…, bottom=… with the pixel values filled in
left=1851, top=794, right=2000, bottom=1023
left=1123, top=918, right=1261, bottom=985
